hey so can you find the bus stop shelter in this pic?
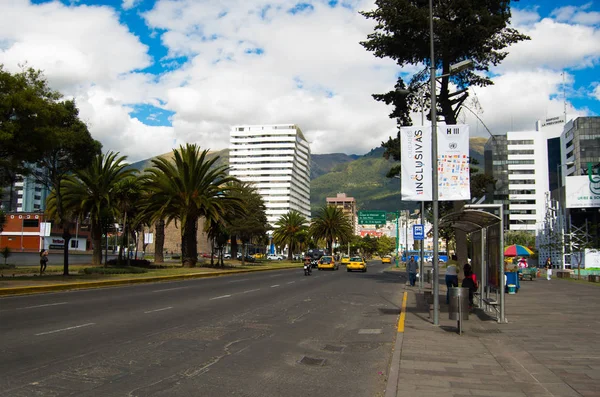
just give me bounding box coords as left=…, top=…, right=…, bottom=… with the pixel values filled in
left=438, top=204, right=506, bottom=323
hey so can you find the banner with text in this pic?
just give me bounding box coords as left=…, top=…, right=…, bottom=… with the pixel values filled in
left=437, top=124, right=471, bottom=201
left=400, top=126, right=432, bottom=201
left=401, top=124, right=470, bottom=201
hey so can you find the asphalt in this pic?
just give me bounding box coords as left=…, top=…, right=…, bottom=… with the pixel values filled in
left=387, top=273, right=600, bottom=397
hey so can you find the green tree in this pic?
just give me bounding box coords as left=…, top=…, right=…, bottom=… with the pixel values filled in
left=273, top=210, right=309, bottom=260
left=504, top=231, right=535, bottom=248
left=361, top=0, right=529, bottom=265
left=57, top=152, right=135, bottom=267
left=143, top=144, right=240, bottom=267
left=310, top=206, right=353, bottom=255
left=377, top=235, right=396, bottom=256
left=0, top=66, right=61, bottom=190
left=113, top=176, right=144, bottom=266
left=32, top=101, right=101, bottom=274
left=227, top=183, right=268, bottom=265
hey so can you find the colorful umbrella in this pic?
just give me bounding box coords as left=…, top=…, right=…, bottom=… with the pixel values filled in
left=504, top=244, right=534, bottom=257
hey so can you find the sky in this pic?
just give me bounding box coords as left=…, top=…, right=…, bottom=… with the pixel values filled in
left=0, top=0, right=599, bottom=162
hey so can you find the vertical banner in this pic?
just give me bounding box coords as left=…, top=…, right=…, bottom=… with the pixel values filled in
left=400, top=126, right=432, bottom=201
left=437, top=124, right=471, bottom=200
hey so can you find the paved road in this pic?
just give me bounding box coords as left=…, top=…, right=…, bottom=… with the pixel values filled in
left=7, top=252, right=118, bottom=266
left=0, top=261, right=405, bottom=396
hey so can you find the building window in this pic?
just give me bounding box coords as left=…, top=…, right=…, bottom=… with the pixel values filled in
left=23, top=219, right=39, bottom=228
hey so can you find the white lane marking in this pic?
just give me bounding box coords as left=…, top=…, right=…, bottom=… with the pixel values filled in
left=152, top=286, right=189, bottom=293
left=228, top=278, right=249, bottom=283
left=144, top=307, right=173, bottom=314
left=243, top=288, right=261, bottom=294
left=286, top=281, right=295, bottom=285
left=270, top=284, right=280, bottom=288
left=17, top=302, right=68, bottom=310
left=35, top=323, right=95, bottom=336
left=209, top=295, right=231, bottom=300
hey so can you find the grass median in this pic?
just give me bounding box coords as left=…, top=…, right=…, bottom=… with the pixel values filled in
left=0, top=260, right=302, bottom=292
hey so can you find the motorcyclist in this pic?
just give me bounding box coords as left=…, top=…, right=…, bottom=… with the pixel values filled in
left=303, top=255, right=312, bottom=275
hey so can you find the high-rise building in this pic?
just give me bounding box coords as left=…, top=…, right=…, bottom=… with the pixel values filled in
left=484, top=118, right=566, bottom=233
left=229, top=124, right=311, bottom=226
left=326, top=193, right=357, bottom=235
left=14, top=173, right=49, bottom=213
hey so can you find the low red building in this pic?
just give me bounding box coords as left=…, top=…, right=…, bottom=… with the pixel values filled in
left=0, top=212, right=91, bottom=252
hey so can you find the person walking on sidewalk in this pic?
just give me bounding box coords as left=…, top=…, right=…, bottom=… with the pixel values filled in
left=545, top=258, right=553, bottom=280
left=406, top=256, right=417, bottom=287
left=445, top=263, right=458, bottom=304
left=39, top=249, right=49, bottom=274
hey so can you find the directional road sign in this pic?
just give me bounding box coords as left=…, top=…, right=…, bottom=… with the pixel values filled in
left=358, top=210, right=387, bottom=225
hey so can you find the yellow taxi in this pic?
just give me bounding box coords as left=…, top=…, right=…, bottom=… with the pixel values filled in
left=347, top=256, right=367, bottom=272
left=252, top=253, right=265, bottom=259
left=381, top=255, right=392, bottom=264
left=317, top=256, right=338, bottom=270
left=341, top=255, right=350, bottom=265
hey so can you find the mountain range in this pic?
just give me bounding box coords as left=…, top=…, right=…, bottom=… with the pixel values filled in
left=128, top=137, right=487, bottom=214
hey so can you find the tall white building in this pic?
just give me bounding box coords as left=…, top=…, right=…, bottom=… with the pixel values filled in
left=229, top=124, right=311, bottom=226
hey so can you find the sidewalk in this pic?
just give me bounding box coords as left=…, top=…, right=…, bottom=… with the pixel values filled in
left=392, top=276, right=600, bottom=397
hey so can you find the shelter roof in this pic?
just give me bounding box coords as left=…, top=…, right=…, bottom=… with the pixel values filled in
left=438, top=209, right=501, bottom=234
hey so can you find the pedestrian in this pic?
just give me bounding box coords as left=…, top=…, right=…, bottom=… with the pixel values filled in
left=545, top=257, right=553, bottom=280
left=39, top=249, right=49, bottom=274
left=461, top=268, right=479, bottom=309
left=445, top=262, right=458, bottom=304
left=406, top=256, right=417, bottom=287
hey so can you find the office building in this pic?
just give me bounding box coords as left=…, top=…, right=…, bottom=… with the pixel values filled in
left=326, top=193, right=357, bottom=235
left=229, top=124, right=311, bottom=226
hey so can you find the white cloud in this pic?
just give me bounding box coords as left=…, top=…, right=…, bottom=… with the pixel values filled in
left=121, top=0, right=141, bottom=11
left=0, top=0, right=598, bottom=164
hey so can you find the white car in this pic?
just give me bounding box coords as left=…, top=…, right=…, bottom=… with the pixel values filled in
left=267, top=254, right=283, bottom=260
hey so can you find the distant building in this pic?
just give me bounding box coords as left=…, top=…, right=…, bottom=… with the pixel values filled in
left=326, top=193, right=357, bottom=235
left=229, top=124, right=311, bottom=227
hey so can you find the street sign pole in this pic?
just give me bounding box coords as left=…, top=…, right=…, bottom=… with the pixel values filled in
left=396, top=212, right=399, bottom=267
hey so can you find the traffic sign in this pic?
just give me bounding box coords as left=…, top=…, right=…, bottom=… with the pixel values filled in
left=413, top=224, right=425, bottom=240
left=358, top=210, right=387, bottom=225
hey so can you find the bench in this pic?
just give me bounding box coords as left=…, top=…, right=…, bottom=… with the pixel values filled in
left=482, top=298, right=500, bottom=316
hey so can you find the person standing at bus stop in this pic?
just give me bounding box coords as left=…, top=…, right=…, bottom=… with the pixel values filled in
left=406, top=256, right=417, bottom=287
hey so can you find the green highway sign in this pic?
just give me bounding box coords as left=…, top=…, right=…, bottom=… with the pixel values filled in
left=358, top=210, right=387, bottom=225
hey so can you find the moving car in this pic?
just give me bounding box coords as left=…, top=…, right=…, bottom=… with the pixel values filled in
left=381, top=255, right=392, bottom=264
left=317, top=255, right=338, bottom=270
left=341, top=255, right=350, bottom=265
left=347, top=256, right=367, bottom=272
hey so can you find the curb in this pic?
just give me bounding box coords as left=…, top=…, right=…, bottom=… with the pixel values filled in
left=0, top=265, right=302, bottom=297
left=385, top=288, right=408, bottom=397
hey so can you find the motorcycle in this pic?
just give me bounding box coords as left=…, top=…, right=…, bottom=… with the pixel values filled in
left=303, top=263, right=312, bottom=276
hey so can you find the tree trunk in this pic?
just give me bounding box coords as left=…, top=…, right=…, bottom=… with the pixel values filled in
left=210, top=239, right=214, bottom=266
left=240, top=242, right=245, bottom=266
left=181, top=217, right=198, bottom=267
left=61, top=225, right=71, bottom=276
left=288, top=241, right=293, bottom=261
left=154, top=219, right=165, bottom=263
left=231, top=235, right=238, bottom=260
left=91, top=220, right=102, bottom=266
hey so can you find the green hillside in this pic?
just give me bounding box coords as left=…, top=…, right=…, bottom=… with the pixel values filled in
left=126, top=138, right=485, bottom=215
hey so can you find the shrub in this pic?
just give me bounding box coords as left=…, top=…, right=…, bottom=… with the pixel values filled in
left=0, top=263, right=16, bottom=270
left=81, top=266, right=148, bottom=275
left=106, top=259, right=151, bottom=267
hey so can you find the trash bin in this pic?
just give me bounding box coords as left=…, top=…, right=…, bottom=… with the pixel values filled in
left=448, top=287, right=469, bottom=320
left=507, top=284, right=516, bottom=294
left=426, top=269, right=432, bottom=283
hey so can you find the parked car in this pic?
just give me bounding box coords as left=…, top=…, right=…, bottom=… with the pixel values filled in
left=224, top=253, right=232, bottom=259
left=267, top=254, right=282, bottom=260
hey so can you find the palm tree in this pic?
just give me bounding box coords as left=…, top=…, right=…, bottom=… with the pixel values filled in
left=59, top=152, right=136, bottom=266
left=143, top=144, right=240, bottom=267
left=113, top=176, right=144, bottom=265
left=273, top=210, right=309, bottom=260
left=310, top=205, right=353, bottom=255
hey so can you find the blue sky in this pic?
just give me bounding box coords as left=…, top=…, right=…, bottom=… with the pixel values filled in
left=2, top=0, right=599, bottom=160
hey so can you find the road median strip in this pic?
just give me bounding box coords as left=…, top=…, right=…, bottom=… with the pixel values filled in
left=0, top=264, right=302, bottom=296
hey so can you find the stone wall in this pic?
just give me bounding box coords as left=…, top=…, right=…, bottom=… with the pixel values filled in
left=139, top=218, right=211, bottom=256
